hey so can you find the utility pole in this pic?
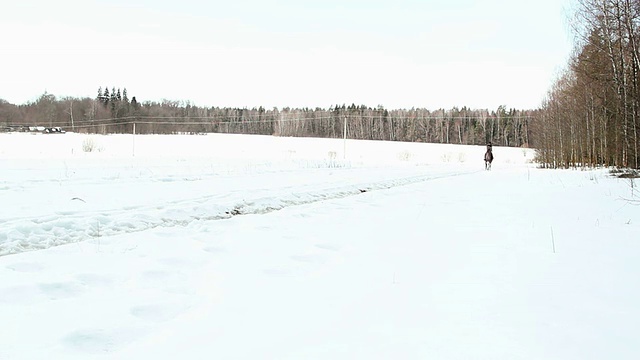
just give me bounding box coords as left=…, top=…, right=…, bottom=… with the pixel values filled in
left=64, top=100, right=75, bottom=132
left=132, top=122, right=136, bottom=157
left=343, top=115, right=347, bottom=159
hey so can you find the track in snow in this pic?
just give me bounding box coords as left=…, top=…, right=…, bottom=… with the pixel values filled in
left=0, top=168, right=481, bottom=256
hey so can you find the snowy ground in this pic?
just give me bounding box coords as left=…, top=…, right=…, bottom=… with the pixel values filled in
left=1, top=133, right=639, bottom=359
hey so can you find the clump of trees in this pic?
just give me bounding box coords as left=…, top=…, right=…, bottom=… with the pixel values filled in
left=0, top=87, right=138, bottom=134
left=535, top=0, right=640, bottom=169
left=1, top=87, right=533, bottom=148
left=96, top=86, right=139, bottom=118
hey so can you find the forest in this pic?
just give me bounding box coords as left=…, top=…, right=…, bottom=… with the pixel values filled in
left=535, top=0, right=640, bottom=169
left=0, top=88, right=534, bottom=149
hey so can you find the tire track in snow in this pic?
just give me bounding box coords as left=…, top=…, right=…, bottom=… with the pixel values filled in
left=0, top=169, right=480, bottom=257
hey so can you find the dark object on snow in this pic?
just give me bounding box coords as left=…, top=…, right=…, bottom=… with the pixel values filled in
left=226, top=208, right=242, bottom=216
left=614, top=170, right=639, bottom=178
left=43, top=127, right=66, bottom=134
left=484, top=143, right=494, bottom=170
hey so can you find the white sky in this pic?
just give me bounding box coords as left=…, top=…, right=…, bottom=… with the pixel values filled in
left=1, top=0, right=574, bottom=109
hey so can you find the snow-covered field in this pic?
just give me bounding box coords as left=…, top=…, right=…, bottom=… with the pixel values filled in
left=0, top=132, right=638, bottom=359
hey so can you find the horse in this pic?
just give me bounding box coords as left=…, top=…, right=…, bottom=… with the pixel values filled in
left=484, top=143, right=494, bottom=170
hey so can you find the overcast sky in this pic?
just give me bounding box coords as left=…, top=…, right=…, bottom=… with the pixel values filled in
left=1, top=0, right=573, bottom=110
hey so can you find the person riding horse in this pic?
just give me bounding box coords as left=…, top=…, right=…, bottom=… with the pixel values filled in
left=484, top=142, right=494, bottom=170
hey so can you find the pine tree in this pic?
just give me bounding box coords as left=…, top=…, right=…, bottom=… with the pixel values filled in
left=102, top=87, right=110, bottom=106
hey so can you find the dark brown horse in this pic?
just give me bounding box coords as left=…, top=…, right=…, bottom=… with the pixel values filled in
left=484, top=143, right=494, bottom=170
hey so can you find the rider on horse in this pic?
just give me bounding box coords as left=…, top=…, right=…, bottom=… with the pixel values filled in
left=484, top=142, right=494, bottom=170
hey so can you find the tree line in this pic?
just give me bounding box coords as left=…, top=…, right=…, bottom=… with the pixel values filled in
left=535, top=0, right=640, bottom=169
left=0, top=90, right=534, bottom=148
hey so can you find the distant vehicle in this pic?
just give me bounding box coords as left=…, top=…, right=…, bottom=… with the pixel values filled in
left=43, top=127, right=66, bottom=134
